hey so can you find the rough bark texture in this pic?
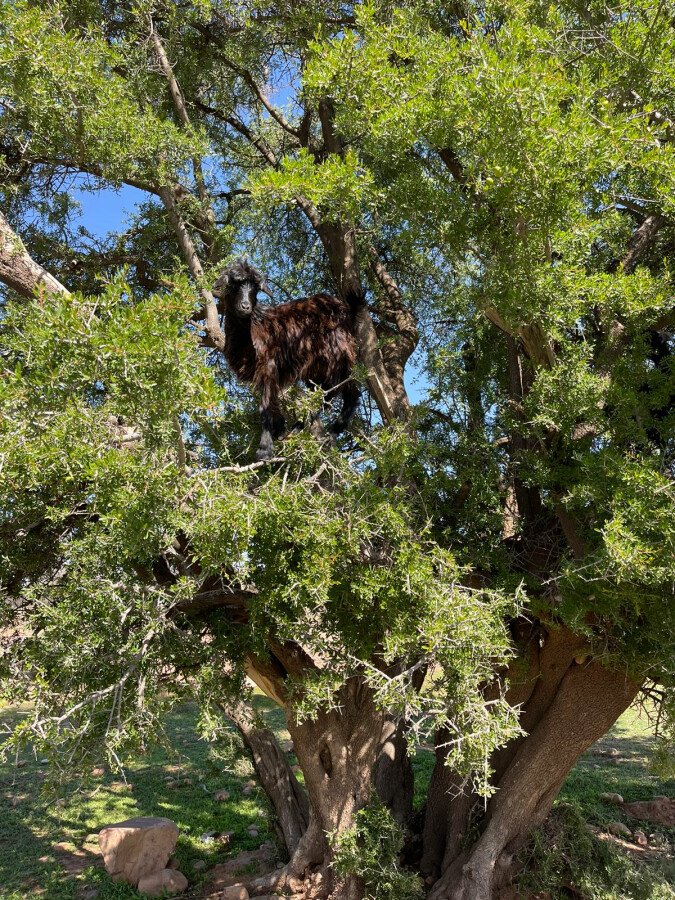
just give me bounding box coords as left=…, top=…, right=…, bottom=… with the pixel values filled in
left=284, top=677, right=385, bottom=898
left=222, top=702, right=309, bottom=856
left=424, top=626, right=640, bottom=900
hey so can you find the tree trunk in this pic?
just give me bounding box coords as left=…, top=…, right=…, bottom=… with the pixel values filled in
left=221, top=702, right=309, bottom=857
left=245, top=676, right=385, bottom=899
left=373, top=714, right=416, bottom=827
left=424, top=628, right=640, bottom=900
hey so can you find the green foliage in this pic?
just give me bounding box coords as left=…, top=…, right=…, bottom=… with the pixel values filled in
left=330, top=796, right=423, bottom=900
left=0, top=0, right=674, bottom=880
left=520, top=803, right=674, bottom=900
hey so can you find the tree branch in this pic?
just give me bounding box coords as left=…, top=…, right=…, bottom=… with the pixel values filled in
left=622, top=213, right=667, bottom=274
left=157, top=185, right=225, bottom=351
left=0, top=211, right=70, bottom=299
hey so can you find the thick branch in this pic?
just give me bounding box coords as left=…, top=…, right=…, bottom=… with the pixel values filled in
left=0, top=211, right=70, bottom=299
left=622, top=213, right=666, bottom=273
left=149, top=22, right=215, bottom=262
left=368, top=247, right=418, bottom=418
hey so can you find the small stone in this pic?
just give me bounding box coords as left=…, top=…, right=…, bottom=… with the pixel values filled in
left=600, top=792, right=624, bottom=805
left=242, top=786, right=253, bottom=796
left=193, top=860, right=207, bottom=871
left=246, top=779, right=256, bottom=787
left=214, top=789, right=230, bottom=802
left=83, top=890, right=100, bottom=900
left=606, top=747, right=620, bottom=758
left=167, top=857, right=180, bottom=869
left=40, top=758, right=49, bottom=764
left=220, top=886, right=249, bottom=900
left=282, top=740, right=294, bottom=753
left=200, top=832, right=217, bottom=844
left=218, top=831, right=235, bottom=844
left=247, top=827, right=259, bottom=837
left=634, top=830, right=649, bottom=846
left=16, top=760, right=26, bottom=769
left=137, top=868, right=188, bottom=897
left=181, top=777, right=193, bottom=786
left=607, top=821, right=632, bottom=838
left=165, top=780, right=177, bottom=789
left=91, top=766, right=105, bottom=777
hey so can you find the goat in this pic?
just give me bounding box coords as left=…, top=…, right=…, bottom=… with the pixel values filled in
left=212, top=259, right=361, bottom=460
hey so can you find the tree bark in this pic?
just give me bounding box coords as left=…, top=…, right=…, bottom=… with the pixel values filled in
left=0, top=211, right=70, bottom=299
left=424, top=634, right=640, bottom=900
left=246, top=675, right=384, bottom=900
left=221, top=701, right=309, bottom=857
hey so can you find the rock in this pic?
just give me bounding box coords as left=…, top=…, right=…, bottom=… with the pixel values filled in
left=623, top=797, right=675, bottom=827
left=634, top=830, right=649, bottom=847
left=193, top=860, right=207, bottom=871
left=167, top=857, right=180, bottom=869
left=282, top=740, right=294, bottom=753
left=221, top=886, right=249, bottom=900
left=607, top=821, right=632, bottom=838
left=98, top=816, right=179, bottom=886
left=91, top=766, right=105, bottom=777
left=16, top=760, right=26, bottom=769
left=242, top=785, right=253, bottom=796
left=247, top=827, right=259, bottom=837
left=214, top=789, right=230, bottom=802
left=599, top=792, right=624, bottom=805
left=82, top=890, right=100, bottom=900
left=137, top=868, right=188, bottom=897
left=606, top=747, right=620, bottom=757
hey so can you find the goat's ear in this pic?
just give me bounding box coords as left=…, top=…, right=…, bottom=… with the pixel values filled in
left=212, top=271, right=229, bottom=298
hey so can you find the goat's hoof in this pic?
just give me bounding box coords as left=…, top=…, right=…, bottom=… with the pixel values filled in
left=255, top=448, right=273, bottom=462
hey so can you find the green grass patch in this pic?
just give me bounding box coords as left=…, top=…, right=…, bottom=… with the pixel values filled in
left=0, top=698, right=280, bottom=899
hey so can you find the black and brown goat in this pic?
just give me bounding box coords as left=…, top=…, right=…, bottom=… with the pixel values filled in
left=213, top=259, right=361, bottom=459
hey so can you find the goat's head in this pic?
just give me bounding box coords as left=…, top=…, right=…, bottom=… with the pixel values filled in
left=212, top=258, right=271, bottom=319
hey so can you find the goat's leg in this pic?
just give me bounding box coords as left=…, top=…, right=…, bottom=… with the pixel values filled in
left=329, top=380, right=359, bottom=434
left=256, top=364, right=285, bottom=461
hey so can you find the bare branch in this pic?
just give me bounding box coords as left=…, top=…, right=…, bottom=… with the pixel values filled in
left=622, top=213, right=667, bottom=274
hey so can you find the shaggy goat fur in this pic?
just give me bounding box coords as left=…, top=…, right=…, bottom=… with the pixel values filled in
left=213, top=259, right=361, bottom=459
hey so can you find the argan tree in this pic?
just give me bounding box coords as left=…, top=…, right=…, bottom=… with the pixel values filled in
left=0, top=2, right=673, bottom=898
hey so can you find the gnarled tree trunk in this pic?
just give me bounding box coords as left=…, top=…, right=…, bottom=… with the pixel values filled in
left=423, top=624, right=640, bottom=900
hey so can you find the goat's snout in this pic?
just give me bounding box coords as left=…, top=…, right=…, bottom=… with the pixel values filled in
left=236, top=284, right=254, bottom=316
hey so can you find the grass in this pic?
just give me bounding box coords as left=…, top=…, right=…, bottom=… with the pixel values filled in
left=0, top=698, right=672, bottom=898
left=0, top=697, right=282, bottom=899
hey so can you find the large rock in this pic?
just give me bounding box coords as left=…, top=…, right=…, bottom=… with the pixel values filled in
left=137, top=868, right=188, bottom=897
left=98, top=816, right=179, bottom=886
left=623, top=797, right=675, bottom=827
